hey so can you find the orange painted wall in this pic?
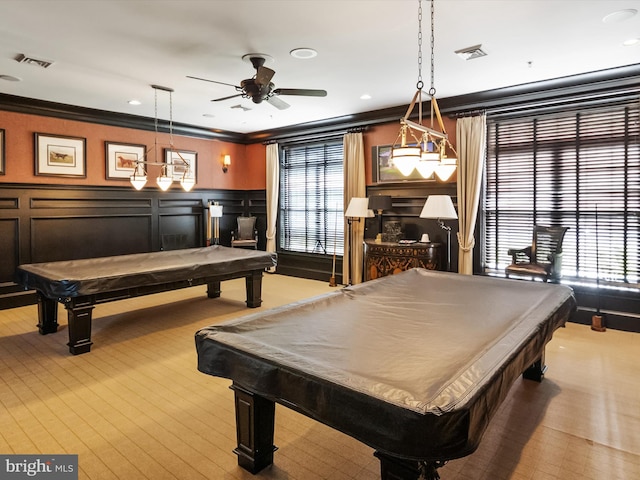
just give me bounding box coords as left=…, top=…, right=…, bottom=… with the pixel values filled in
left=0, top=108, right=457, bottom=189
left=0, top=110, right=265, bottom=190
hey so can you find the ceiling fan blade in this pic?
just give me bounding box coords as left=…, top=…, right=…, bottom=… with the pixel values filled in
left=255, top=66, right=275, bottom=86
left=212, top=93, right=243, bottom=102
left=273, top=88, right=327, bottom=97
left=187, top=75, right=239, bottom=89
left=266, top=96, right=290, bottom=110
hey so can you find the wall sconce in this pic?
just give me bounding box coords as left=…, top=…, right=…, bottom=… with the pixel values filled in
left=222, top=154, right=231, bottom=173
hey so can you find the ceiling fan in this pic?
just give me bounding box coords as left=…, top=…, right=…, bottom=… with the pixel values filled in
left=187, top=54, right=327, bottom=110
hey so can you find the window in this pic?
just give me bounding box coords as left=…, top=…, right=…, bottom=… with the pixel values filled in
left=484, top=100, right=640, bottom=286
left=279, top=139, right=344, bottom=255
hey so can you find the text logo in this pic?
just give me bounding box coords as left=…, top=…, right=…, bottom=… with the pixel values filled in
left=1, top=455, right=77, bottom=480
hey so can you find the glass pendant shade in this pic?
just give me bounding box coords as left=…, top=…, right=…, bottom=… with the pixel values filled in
left=416, top=151, right=439, bottom=178
left=156, top=174, right=173, bottom=191
left=434, top=158, right=457, bottom=182
left=180, top=176, right=195, bottom=192
left=130, top=175, right=147, bottom=190
left=391, top=146, right=421, bottom=176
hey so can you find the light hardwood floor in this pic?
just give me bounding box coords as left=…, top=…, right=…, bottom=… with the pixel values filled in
left=1, top=274, right=638, bottom=479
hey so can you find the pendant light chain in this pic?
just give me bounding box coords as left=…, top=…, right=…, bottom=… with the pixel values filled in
left=169, top=89, right=174, bottom=147
left=154, top=87, right=159, bottom=162
left=429, top=0, right=436, bottom=96
left=416, top=0, right=423, bottom=91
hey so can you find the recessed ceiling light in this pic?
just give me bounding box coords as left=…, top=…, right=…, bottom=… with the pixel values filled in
left=128, top=99, right=141, bottom=105
left=0, top=74, right=21, bottom=82
left=360, top=93, right=372, bottom=100
left=602, top=9, right=637, bottom=24
left=623, top=38, right=640, bottom=46
left=290, top=48, right=318, bottom=59
left=202, top=113, right=215, bottom=118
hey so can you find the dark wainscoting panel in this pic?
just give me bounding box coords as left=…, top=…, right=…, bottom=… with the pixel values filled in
left=31, top=215, right=153, bottom=263
left=0, top=217, right=19, bottom=280
left=0, top=184, right=266, bottom=309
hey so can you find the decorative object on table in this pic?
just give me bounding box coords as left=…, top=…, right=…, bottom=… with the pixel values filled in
left=35, top=133, right=86, bottom=178
left=389, top=0, right=457, bottom=182
left=128, top=85, right=196, bottom=192
left=368, top=195, right=392, bottom=236
left=382, top=221, right=402, bottom=243
left=420, top=195, right=458, bottom=271
left=344, top=197, right=374, bottom=285
left=209, top=202, right=223, bottom=246
left=420, top=233, right=430, bottom=243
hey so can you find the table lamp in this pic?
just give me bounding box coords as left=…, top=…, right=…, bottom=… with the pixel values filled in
left=345, top=197, right=374, bottom=285
left=420, top=195, right=457, bottom=271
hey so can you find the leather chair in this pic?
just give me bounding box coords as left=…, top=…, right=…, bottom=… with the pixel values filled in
left=231, top=216, right=258, bottom=249
left=505, top=226, right=568, bottom=282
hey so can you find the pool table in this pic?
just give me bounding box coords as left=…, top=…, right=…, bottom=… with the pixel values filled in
left=16, top=245, right=276, bottom=355
left=195, top=269, right=575, bottom=480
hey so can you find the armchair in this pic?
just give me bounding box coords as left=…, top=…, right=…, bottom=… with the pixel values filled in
left=505, top=226, right=569, bottom=282
left=231, top=216, right=258, bottom=249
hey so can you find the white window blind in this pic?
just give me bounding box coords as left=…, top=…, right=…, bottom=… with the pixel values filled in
left=485, top=100, right=640, bottom=285
left=279, top=140, right=344, bottom=255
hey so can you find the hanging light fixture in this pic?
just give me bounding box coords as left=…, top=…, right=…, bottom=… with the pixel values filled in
left=129, top=85, right=195, bottom=191
left=390, top=0, right=457, bottom=181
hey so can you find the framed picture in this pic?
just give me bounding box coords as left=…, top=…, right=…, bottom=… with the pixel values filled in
left=372, top=144, right=435, bottom=183
left=35, top=133, right=86, bottom=178
left=105, top=142, right=146, bottom=180
left=165, top=149, right=197, bottom=184
left=0, top=129, right=4, bottom=175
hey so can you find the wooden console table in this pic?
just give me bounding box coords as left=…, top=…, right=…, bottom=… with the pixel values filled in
left=365, top=240, right=442, bottom=280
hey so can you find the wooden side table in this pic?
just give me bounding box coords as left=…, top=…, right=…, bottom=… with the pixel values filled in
left=364, top=240, right=442, bottom=281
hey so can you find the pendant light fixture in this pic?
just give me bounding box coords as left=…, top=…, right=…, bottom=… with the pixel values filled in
left=129, top=85, right=195, bottom=191
left=390, top=0, right=457, bottom=181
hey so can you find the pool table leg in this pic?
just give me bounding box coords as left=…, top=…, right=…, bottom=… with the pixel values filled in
left=523, top=349, right=547, bottom=382
left=245, top=271, right=263, bottom=308
left=230, top=383, right=277, bottom=474
left=36, top=293, right=59, bottom=335
left=374, top=452, right=445, bottom=480
left=207, top=281, right=221, bottom=298
left=65, top=300, right=94, bottom=355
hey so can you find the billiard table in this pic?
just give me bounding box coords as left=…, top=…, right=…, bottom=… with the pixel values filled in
left=195, top=269, right=575, bottom=480
left=16, top=245, right=276, bottom=355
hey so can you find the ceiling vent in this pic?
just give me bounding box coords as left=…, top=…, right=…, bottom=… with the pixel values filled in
left=455, top=44, right=487, bottom=61
left=15, top=54, right=54, bottom=68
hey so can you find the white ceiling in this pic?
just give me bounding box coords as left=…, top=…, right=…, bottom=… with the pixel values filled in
left=0, top=0, right=638, bottom=134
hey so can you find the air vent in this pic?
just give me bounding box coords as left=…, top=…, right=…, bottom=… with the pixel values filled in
left=15, top=54, right=54, bottom=69
left=455, top=44, right=487, bottom=61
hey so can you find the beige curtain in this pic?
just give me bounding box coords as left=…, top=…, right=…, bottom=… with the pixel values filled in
left=265, top=143, right=279, bottom=273
left=456, top=114, right=486, bottom=274
left=343, top=132, right=366, bottom=285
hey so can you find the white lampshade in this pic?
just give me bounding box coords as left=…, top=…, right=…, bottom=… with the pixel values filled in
left=391, top=146, right=420, bottom=176
left=130, top=175, right=147, bottom=190
left=420, top=195, right=458, bottom=219
left=345, top=197, right=374, bottom=218
left=180, top=177, right=195, bottom=192
left=156, top=175, right=173, bottom=191
left=416, top=152, right=439, bottom=179
left=209, top=204, right=223, bottom=218
left=434, top=158, right=457, bottom=182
